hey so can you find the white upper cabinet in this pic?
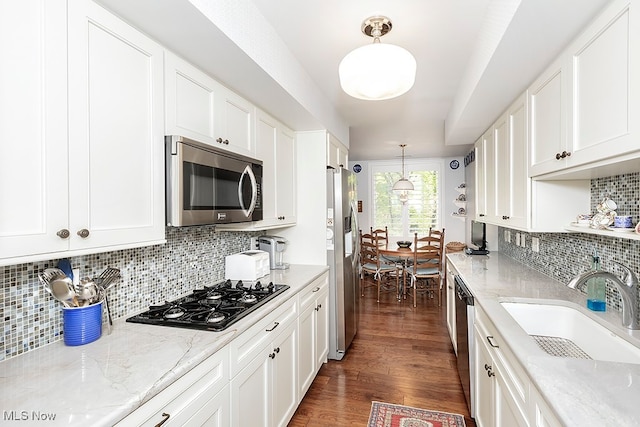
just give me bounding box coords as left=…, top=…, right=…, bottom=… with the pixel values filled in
left=0, top=0, right=165, bottom=265
left=165, top=51, right=255, bottom=157
left=530, top=0, right=639, bottom=178
left=67, top=0, right=165, bottom=251
left=0, top=0, right=69, bottom=261
left=528, top=57, right=568, bottom=177
left=567, top=0, right=638, bottom=165
left=327, top=133, right=348, bottom=169
left=254, top=109, right=297, bottom=228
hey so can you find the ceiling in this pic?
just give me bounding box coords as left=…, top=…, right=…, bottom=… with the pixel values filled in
left=249, top=0, right=609, bottom=161
left=97, top=0, right=610, bottom=162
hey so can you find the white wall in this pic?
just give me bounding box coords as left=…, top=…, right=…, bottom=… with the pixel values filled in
left=348, top=157, right=465, bottom=244
left=278, top=131, right=327, bottom=265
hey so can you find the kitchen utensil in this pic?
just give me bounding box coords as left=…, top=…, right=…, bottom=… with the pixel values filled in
left=57, top=258, right=74, bottom=283
left=39, top=268, right=73, bottom=307
left=76, top=279, right=99, bottom=303
left=50, top=276, right=79, bottom=307
left=95, top=268, right=121, bottom=331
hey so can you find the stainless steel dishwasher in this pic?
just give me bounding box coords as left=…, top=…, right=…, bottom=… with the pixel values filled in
left=455, top=275, right=475, bottom=417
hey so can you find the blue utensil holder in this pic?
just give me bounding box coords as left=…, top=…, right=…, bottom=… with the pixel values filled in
left=62, top=301, right=103, bottom=346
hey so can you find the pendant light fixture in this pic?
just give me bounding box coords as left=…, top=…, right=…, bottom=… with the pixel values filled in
left=393, top=144, right=414, bottom=192
left=339, top=16, right=416, bottom=101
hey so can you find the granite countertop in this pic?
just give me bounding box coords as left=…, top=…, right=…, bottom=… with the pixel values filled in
left=447, top=252, right=640, bottom=426
left=0, top=265, right=328, bottom=427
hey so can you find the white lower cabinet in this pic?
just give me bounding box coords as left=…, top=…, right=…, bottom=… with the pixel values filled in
left=474, top=306, right=528, bottom=427
left=229, top=297, right=299, bottom=427
left=115, top=346, right=230, bottom=426
left=119, top=273, right=330, bottom=427
left=445, top=261, right=457, bottom=355
left=298, top=274, right=329, bottom=397
left=474, top=305, right=565, bottom=427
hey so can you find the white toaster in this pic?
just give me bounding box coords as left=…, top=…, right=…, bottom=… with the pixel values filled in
left=225, top=250, right=270, bottom=281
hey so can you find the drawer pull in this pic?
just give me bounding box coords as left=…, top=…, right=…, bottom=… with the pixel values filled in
left=56, top=229, right=70, bottom=239
left=155, top=412, right=170, bottom=427
left=486, top=335, right=499, bottom=348
left=312, top=286, right=321, bottom=293
left=77, top=228, right=90, bottom=238
left=265, top=321, right=280, bottom=332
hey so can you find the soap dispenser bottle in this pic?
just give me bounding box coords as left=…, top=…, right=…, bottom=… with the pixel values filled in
left=587, top=250, right=606, bottom=311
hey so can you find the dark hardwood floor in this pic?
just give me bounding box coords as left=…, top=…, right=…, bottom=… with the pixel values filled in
left=288, top=282, right=476, bottom=426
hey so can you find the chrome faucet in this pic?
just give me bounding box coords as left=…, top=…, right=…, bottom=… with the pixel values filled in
left=567, top=261, right=640, bottom=329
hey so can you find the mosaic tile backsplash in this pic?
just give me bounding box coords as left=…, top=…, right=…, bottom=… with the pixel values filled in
left=1, top=227, right=258, bottom=361
left=499, top=172, right=640, bottom=313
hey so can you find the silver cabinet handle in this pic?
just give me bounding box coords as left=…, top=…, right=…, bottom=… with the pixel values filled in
left=77, top=229, right=90, bottom=238
left=56, top=229, right=70, bottom=239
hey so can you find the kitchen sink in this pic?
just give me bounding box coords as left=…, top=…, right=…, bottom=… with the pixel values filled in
left=500, top=301, right=640, bottom=364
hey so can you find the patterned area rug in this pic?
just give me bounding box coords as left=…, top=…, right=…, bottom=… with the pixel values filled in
left=367, top=401, right=466, bottom=427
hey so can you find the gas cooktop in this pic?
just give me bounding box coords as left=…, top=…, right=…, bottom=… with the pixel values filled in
left=126, top=279, right=289, bottom=331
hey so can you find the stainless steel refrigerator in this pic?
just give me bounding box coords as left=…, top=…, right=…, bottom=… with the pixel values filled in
left=326, top=168, right=359, bottom=360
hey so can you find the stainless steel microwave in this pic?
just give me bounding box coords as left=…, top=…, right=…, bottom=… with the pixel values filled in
left=165, top=136, right=263, bottom=226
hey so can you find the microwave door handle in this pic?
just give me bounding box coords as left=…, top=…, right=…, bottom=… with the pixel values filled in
left=238, top=165, right=258, bottom=216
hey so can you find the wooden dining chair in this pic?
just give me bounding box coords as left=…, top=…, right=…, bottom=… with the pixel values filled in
left=359, top=230, right=399, bottom=302
left=370, top=226, right=388, bottom=245
left=405, top=233, right=443, bottom=307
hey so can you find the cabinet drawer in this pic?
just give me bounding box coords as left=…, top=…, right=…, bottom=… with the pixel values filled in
left=116, top=345, right=229, bottom=426
left=299, top=274, right=328, bottom=312
left=230, top=298, right=297, bottom=377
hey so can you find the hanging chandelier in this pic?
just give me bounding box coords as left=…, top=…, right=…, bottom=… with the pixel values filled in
left=393, top=144, right=414, bottom=192
left=338, top=16, right=416, bottom=101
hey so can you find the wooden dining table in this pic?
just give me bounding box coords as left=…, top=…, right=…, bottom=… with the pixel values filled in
left=377, top=243, right=415, bottom=300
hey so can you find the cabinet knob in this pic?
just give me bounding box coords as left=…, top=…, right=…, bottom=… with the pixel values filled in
left=487, top=370, right=495, bottom=378
left=502, top=215, right=510, bottom=220
left=564, top=150, right=571, bottom=157
left=216, top=137, right=223, bottom=144
left=154, top=412, right=170, bottom=427
left=555, top=152, right=562, bottom=160
left=479, top=214, right=485, bottom=217
left=269, top=352, right=276, bottom=359
left=77, top=229, right=90, bottom=238
left=556, top=151, right=572, bottom=160
left=56, top=229, right=70, bottom=239
left=223, top=139, right=229, bottom=145
left=274, top=347, right=280, bottom=354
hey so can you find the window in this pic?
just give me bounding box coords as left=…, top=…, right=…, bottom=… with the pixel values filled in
left=371, top=161, right=441, bottom=239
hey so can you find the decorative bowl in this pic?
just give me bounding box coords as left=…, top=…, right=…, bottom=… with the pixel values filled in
left=397, top=241, right=412, bottom=249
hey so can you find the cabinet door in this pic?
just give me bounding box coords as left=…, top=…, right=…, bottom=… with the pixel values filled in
left=298, top=303, right=316, bottom=398
left=493, top=113, right=509, bottom=224
left=479, top=129, right=495, bottom=222
left=528, top=58, right=567, bottom=176
left=0, top=0, right=69, bottom=262
left=495, top=372, right=529, bottom=427
left=567, top=0, right=638, bottom=166
left=276, top=126, right=297, bottom=225
left=474, top=326, right=495, bottom=427
left=271, top=321, right=298, bottom=427
left=68, top=0, right=165, bottom=250
left=507, top=94, right=529, bottom=229
left=474, top=137, right=486, bottom=220
left=165, top=51, right=217, bottom=143
left=256, top=110, right=278, bottom=226
left=445, top=264, right=457, bottom=354
left=216, top=87, right=255, bottom=157
left=230, top=350, right=271, bottom=427
left=315, top=286, right=330, bottom=368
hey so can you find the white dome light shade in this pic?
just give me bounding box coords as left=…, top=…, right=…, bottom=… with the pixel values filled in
left=339, top=43, right=416, bottom=100
left=392, top=178, right=414, bottom=191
